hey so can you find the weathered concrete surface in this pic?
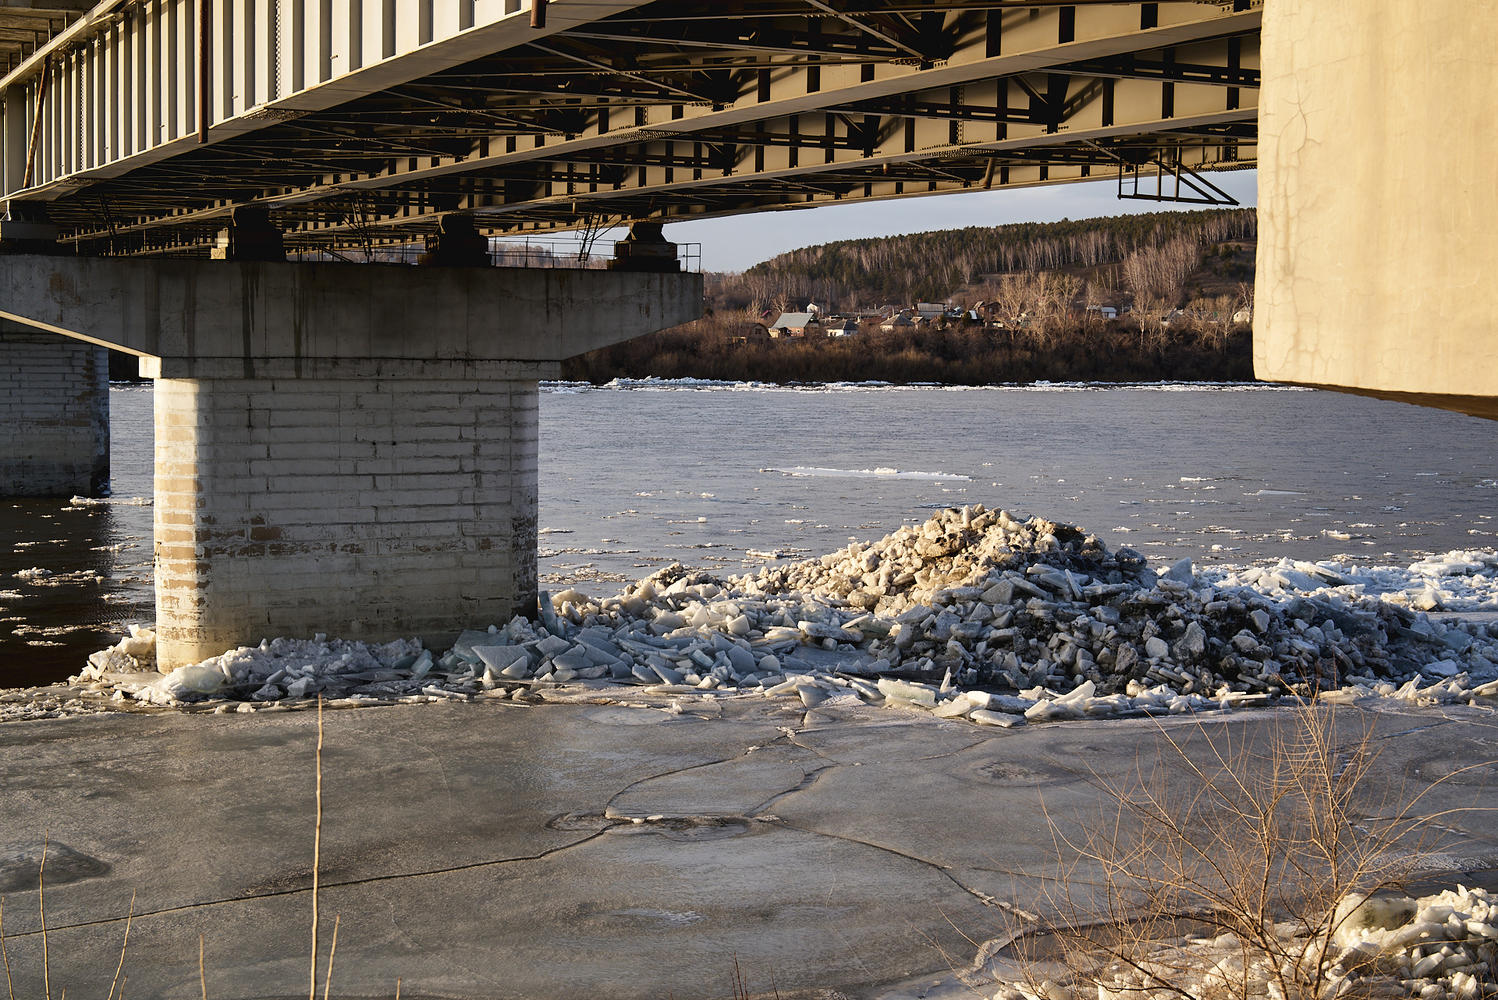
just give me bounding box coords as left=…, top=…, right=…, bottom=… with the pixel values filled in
left=0, top=256, right=702, bottom=370
left=152, top=375, right=540, bottom=666
left=0, top=698, right=1493, bottom=1000
left=1255, top=1, right=1498, bottom=419
left=0, top=321, right=109, bottom=497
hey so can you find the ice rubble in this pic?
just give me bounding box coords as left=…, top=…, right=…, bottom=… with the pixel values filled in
left=990, top=886, right=1498, bottom=1000
left=70, top=505, right=1498, bottom=722
left=1211, top=551, right=1498, bottom=614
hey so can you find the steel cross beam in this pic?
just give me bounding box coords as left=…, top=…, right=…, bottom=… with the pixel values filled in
left=2, top=0, right=1261, bottom=255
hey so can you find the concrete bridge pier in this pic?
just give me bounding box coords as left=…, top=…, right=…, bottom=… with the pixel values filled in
left=1255, top=0, right=1498, bottom=418
left=1, top=255, right=701, bottom=667
left=147, top=361, right=552, bottom=666
left=0, top=320, right=109, bottom=497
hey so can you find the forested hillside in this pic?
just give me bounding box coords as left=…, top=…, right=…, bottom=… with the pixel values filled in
left=714, top=208, right=1256, bottom=310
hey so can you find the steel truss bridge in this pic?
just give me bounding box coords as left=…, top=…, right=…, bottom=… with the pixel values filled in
left=0, top=0, right=1257, bottom=257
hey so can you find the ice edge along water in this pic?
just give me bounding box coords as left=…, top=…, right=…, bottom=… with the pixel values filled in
left=46, top=504, right=1498, bottom=725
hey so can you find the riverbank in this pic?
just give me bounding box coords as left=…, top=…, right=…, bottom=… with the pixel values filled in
left=562, top=321, right=1254, bottom=385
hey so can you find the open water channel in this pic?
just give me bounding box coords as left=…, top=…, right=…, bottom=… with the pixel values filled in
left=3, top=380, right=1495, bottom=688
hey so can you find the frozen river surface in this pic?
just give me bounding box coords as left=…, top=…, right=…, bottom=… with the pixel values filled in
left=3, top=380, right=1495, bottom=686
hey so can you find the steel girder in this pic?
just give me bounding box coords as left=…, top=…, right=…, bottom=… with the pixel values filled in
left=0, top=0, right=1259, bottom=256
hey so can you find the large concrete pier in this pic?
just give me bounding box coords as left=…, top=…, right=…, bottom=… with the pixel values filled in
left=151, top=370, right=544, bottom=663
left=1255, top=1, right=1498, bottom=419
left=2, top=256, right=699, bottom=666
left=0, top=321, right=108, bottom=497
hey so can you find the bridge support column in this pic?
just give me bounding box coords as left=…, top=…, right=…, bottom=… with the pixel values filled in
left=149, top=362, right=546, bottom=666
left=1255, top=1, right=1498, bottom=418
left=0, top=256, right=701, bottom=668
left=0, top=322, right=109, bottom=497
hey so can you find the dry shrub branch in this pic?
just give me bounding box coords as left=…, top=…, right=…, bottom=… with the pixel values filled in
left=1002, top=706, right=1497, bottom=1000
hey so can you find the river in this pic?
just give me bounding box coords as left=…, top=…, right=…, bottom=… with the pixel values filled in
left=2, top=380, right=1494, bottom=687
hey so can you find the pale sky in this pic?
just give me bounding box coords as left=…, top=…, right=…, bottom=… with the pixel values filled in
left=662, top=169, right=1258, bottom=273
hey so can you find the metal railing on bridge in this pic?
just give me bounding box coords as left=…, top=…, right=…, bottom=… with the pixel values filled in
left=287, top=237, right=701, bottom=273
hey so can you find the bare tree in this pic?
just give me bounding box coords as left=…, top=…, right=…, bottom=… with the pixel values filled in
left=1122, top=235, right=1202, bottom=312
left=989, top=273, right=1038, bottom=338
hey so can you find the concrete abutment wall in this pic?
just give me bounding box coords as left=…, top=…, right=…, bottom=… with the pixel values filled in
left=1255, top=0, right=1498, bottom=418
left=154, top=372, right=541, bottom=666
left=0, top=322, right=109, bottom=497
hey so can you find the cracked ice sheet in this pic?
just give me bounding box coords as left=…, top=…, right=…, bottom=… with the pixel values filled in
left=0, top=700, right=998, bottom=1000
left=606, top=744, right=812, bottom=819
left=5, top=696, right=1498, bottom=999
left=0, top=700, right=790, bottom=932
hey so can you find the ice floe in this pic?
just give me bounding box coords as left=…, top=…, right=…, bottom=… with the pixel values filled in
left=541, top=378, right=1310, bottom=396
left=36, top=505, right=1498, bottom=725
left=761, top=466, right=972, bottom=481
left=68, top=495, right=153, bottom=507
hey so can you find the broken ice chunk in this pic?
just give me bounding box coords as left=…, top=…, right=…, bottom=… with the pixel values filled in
left=1423, top=659, right=1462, bottom=678
left=1164, top=557, right=1195, bottom=584
left=876, top=677, right=938, bottom=708
left=798, top=685, right=831, bottom=709
left=932, top=696, right=973, bottom=719
left=285, top=676, right=316, bottom=699
left=551, top=646, right=592, bottom=673
left=652, top=663, right=685, bottom=685
left=161, top=663, right=229, bottom=699
left=970, top=709, right=1025, bottom=728
left=473, top=645, right=527, bottom=675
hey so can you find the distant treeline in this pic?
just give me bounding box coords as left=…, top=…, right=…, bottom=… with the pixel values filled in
left=562, top=320, right=1253, bottom=385
left=715, top=207, right=1257, bottom=309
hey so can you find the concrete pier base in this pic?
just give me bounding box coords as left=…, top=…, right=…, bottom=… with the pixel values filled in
left=152, top=367, right=545, bottom=666
left=0, top=255, right=701, bottom=666
left=0, top=322, right=109, bottom=497
left=1255, top=0, right=1498, bottom=418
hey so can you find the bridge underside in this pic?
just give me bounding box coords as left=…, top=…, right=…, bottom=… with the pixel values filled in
left=0, top=1, right=1257, bottom=256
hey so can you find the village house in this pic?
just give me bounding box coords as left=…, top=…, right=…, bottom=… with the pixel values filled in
left=914, top=301, right=948, bottom=326
left=769, top=311, right=823, bottom=338
left=879, top=310, right=916, bottom=333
